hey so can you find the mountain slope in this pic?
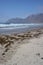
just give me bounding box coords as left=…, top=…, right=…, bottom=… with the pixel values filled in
left=5, top=13, right=43, bottom=24
left=25, top=13, right=43, bottom=23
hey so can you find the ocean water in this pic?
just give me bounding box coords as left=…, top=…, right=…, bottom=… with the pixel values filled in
left=0, top=23, right=43, bottom=34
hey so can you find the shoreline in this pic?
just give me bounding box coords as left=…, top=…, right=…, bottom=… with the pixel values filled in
left=0, top=28, right=43, bottom=49
left=0, top=26, right=43, bottom=35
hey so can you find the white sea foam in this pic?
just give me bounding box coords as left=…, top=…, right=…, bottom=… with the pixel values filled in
left=0, top=23, right=43, bottom=29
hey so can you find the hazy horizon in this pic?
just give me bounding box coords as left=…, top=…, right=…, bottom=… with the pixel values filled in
left=0, top=0, right=43, bottom=22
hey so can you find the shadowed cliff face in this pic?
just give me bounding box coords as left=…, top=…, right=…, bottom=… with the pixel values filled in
left=5, top=13, right=43, bottom=24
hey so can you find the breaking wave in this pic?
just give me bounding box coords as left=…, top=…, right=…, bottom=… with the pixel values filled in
left=0, top=23, right=43, bottom=29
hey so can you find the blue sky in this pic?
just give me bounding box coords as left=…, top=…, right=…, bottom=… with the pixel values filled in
left=0, top=0, right=43, bottom=22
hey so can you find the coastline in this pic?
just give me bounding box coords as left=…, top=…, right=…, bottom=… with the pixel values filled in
left=0, top=24, right=43, bottom=34
left=0, top=28, right=43, bottom=65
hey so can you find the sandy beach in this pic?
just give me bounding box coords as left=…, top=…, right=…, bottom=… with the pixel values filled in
left=0, top=28, right=43, bottom=65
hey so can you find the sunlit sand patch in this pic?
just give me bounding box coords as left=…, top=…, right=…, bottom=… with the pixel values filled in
left=0, top=29, right=43, bottom=64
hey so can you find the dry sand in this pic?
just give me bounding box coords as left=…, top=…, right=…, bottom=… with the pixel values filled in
left=0, top=29, right=43, bottom=65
